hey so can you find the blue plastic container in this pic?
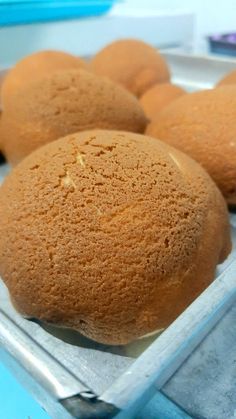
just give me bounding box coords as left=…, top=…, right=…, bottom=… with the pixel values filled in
left=0, top=0, right=116, bottom=26
left=0, top=361, right=50, bottom=419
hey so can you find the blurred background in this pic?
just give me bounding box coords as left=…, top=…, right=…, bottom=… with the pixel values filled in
left=0, top=0, right=236, bottom=67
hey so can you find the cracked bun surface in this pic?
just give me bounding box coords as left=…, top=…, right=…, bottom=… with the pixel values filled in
left=140, top=83, right=186, bottom=120
left=0, top=130, right=231, bottom=345
left=90, top=39, right=170, bottom=97
left=0, top=69, right=147, bottom=166
left=147, top=86, right=236, bottom=206
left=1, top=50, right=87, bottom=108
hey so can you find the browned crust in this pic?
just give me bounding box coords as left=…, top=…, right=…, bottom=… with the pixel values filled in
left=1, top=50, right=87, bottom=108
left=0, top=69, right=147, bottom=165
left=90, top=39, right=170, bottom=97
left=0, top=130, right=231, bottom=344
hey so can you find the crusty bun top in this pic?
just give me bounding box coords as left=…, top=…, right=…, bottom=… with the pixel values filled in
left=90, top=39, right=170, bottom=97
left=0, top=69, right=147, bottom=166
left=216, top=69, right=236, bottom=87
left=1, top=50, right=87, bottom=108
left=0, top=130, right=230, bottom=345
left=140, top=83, right=186, bottom=120
left=146, top=86, right=236, bottom=206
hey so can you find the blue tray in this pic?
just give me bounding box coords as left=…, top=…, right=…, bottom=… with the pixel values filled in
left=0, top=0, right=116, bottom=26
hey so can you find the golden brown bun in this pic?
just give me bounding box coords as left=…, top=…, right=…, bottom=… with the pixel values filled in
left=0, top=69, right=147, bottom=166
left=1, top=50, right=87, bottom=108
left=0, top=69, right=6, bottom=111
left=90, top=39, right=170, bottom=97
left=147, top=86, right=236, bottom=206
left=140, top=83, right=186, bottom=120
left=0, top=130, right=231, bottom=345
left=216, top=69, right=236, bottom=87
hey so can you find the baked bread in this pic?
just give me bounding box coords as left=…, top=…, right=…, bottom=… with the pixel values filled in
left=90, top=39, right=170, bottom=97
left=140, top=83, right=186, bottom=120
left=147, top=86, right=236, bottom=206
left=216, top=69, right=236, bottom=87
left=0, top=69, right=147, bottom=165
left=1, top=50, right=87, bottom=108
left=0, top=130, right=231, bottom=345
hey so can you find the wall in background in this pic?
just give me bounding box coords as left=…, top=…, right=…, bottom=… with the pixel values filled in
left=0, top=1, right=235, bottom=67
left=114, top=0, right=236, bottom=51
left=0, top=9, right=194, bottom=67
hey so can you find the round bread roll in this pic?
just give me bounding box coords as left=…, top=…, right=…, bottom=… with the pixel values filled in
left=90, top=39, right=170, bottom=97
left=0, top=130, right=231, bottom=345
left=147, top=86, right=236, bottom=206
left=0, top=69, right=147, bottom=166
left=1, top=50, right=87, bottom=108
left=140, top=83, right=186, bottom=120
left=216, top=69, right=236, bottom=87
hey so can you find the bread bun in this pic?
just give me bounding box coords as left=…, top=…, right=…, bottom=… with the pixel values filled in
left=1, top=50, right=87, bottom=108
left=140, top=83, right=186, bottom=120
left=216, top=69, right=236, bottom=87
left=0, top=130, right=230, bottom=345
left=90, top=39, right=170, bottom=97
left=0, top=69, right=147, bottom=165
left=147, top=86, right=236, bottom=206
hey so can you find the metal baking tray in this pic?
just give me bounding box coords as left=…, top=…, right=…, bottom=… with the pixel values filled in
left=0, top=51, right=236, bottom=419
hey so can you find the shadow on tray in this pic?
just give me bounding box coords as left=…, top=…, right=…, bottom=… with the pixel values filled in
left=30, top=318, right=162, bottom=358
left=0, top=153, right=6, bottom=164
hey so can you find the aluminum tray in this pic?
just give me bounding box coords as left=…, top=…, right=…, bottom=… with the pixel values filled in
left=0, top=52, right=236, bottom=419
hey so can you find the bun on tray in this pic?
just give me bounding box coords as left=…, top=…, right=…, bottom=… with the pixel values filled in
left=0, top=130, right=230, bottom=345
left=147, top=86, right=236, bottom=206
left=216, top=69, right=236, bottom=87
left=1, top=50, right=87, bottom=108
left=90, top=39, right=170, bottom=97
left=139, top=82, right=186, bottom=120
left=0, top=69, right=147, bottom=165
